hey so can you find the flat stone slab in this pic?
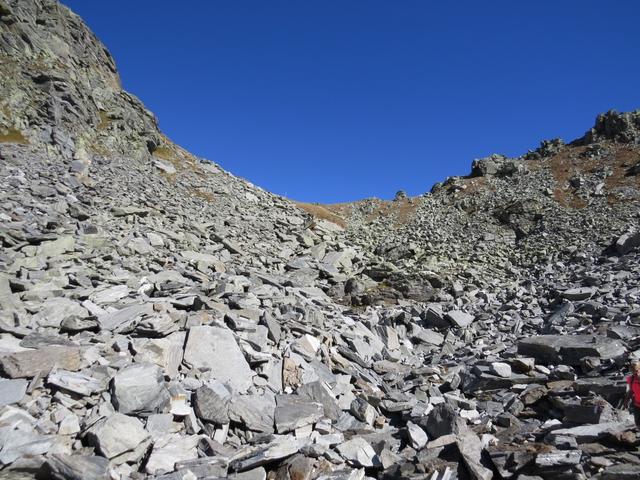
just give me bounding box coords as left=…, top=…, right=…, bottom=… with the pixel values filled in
left=0, top=346, right=82, bottom=378
left=111, top=362, right=169, bottom=415
left=517, top=335, right=625, bottom=365
left=87, top=413, right=149, bottom=460
left=274, top=394, right=324, bottom=433
left=183, top=326, right=254, bottom=393
left=549, top=421, right=633, bottom=443
left=0, top=379, right=27, bottom=407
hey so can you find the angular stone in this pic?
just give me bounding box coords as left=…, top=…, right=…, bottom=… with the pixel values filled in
left=535, top=450, right=582, bottom=467
left=145, top=434, right=200, bottom=475
left=0, top=428, right=53, bottom=465
left=33, top=297, right=89, bottom=328
left=518, top=334, right=625, bottom=365
left=335, top=437, right=380, bottom=468
left=0, top=346, right=81, bottom=378
left=562, top=287, right=595, bottom=301
left=194, top=383, right=231, bottom=424
left=183, top=326, right=253, bottom=393
left=407, top=421, right=428, bottom=450
left=48, top=370, right=104, bottom=396
left=456, top=430, right=493, bottom=480
left=350, top=397, right=376, bottom=425
left=275, top=394, right=324, bottom=433
left=230, top=438, right=302, bottom=472
left=45, top=454, right=112, bottom=480
left=297, top=381, right=341, bottom=421
left=229, top=393, right=276, bottom=433
left=86, top=413, right=149, bottom=460
left=111, top=362, right=170, bottom=415
left=446, top=310, right=475, bottom=328
left=0, top=379, right=27, bottom=407
left=132, top=332, right=186, bottom=377
left=490, top=362, right=512, bottom=378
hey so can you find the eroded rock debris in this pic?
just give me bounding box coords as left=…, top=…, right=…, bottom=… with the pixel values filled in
left=1, top=1, right=640, bottom=479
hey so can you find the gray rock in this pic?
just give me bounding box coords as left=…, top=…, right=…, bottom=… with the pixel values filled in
left=616, top=230, right=640, bottom=255
left=145, top=434, right=200, bottom=475
left=0, top=428, right=53, bottom=465
left=406, top=421, right=428, bottom=450
left=183, top=325, right=254, bottom=393
left=446, top=310, right=475, bottom=328
left=0, top=379, right=27, bottom=407
left=45, top=454, right=112, bottom=480
left=561, top=287, right=595, bottom=301
left=335, top=437, right=380, bottom=468
left=490, top=362, right=512, bottom=378
left=0, top=346, right=82, bottom=378
left=535, top=450, right=582, bottom=467
left=423, top=403, right=465, bottom=439
left=230, top=438, right=302, bottom=472
left=228, top=392, right=276, bottom=433
left=48, top=370, right=104, bottom=396
left=274, top=394, right=324, bottom=433
left=517, top=335, right=626, bottom=365
left=111, top=362, right=170, bottom=415
left=194, top=383, right=231, bottom=424
left=86, top=413, right=149, bottom=460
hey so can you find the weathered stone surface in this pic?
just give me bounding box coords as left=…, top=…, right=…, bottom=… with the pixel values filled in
left=275, top=395, right=324, bottom=433
left=183, top=326, right=254, bottom=393
left=111, top=362, right=170, bottom=415
left=0, top=347, right=81, bottom=378
left=518, top=335, right=626, bottom=365
left=194, top=383, right=231, bottom=424
left=1, top=2, right=640, bottom=479
left=86, top=413, right=149, bottom=460
left=336, top=437, right=380, bottom=468
left=446, top=310, right=475, bottom=328
left=48, top=370, right=104, bottom=396
left=45, top=454, right=113, bottom=480
left=0, top=379, right=27, bottom=407
left=145, top=434, right=200, bottom=475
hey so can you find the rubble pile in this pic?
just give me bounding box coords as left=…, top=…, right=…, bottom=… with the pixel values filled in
left=1, top=1, right=640, bottom=479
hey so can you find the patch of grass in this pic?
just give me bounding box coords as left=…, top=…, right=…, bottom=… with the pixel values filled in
left=153, top=145, right=176, bottom=161
left=97, top=111, right=111, bottom=131
left=0, top=127, right=28, bottom=144
left=190, top=187, right=215, bottom=202
left=294, top=202, right=347, bottom=228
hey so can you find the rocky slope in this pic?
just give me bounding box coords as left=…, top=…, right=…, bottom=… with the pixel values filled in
left=1, top=1, right=640, bottom=479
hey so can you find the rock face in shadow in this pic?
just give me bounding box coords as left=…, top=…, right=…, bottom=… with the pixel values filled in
left=1, top=1, right=640, bottom=479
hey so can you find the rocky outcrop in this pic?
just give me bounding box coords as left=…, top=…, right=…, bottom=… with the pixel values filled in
left=578, top=109, right=640, bottom=145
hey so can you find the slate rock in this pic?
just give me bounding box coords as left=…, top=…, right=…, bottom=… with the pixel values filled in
left=517, top=335, right=626, bottom=365
left=45, top=454, right=112, bottom=480
left=275, top=394, right=324, bottom=433
left=335, top=437, right=380, bottom=468
left=194, top=383, right=231, bottom=424
left=86, top=413, right=149, bottom=460
left=0, top=379, right=27, bottom=407
left=183, top=325, right=254, bottom=393
left=0, top=346, right=81, bottom=378
left=111, top=362, right=170, bottom=415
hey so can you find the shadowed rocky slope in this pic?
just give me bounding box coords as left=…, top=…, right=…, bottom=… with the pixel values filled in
left=1, top=1, right=640, bottom=479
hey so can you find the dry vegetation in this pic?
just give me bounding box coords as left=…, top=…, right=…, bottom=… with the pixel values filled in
left=97, top=111, right=111, bottom=131
left=547, top=144, right=640, bottom=208
left=0, top=127, right=28, bottom=144
left=293, top=202, right=347, bottom=228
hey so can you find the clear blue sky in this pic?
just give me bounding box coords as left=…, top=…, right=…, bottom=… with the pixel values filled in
left=62, top=1, right=640, bottom=203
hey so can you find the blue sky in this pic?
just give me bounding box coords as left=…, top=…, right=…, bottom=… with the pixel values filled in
left=63, top=1, right=640, bottom=203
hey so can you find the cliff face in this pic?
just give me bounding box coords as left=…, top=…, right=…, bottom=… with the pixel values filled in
left=0, top=0, right=159, bottom=160
left=1, top=2, right=640, bottom=480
